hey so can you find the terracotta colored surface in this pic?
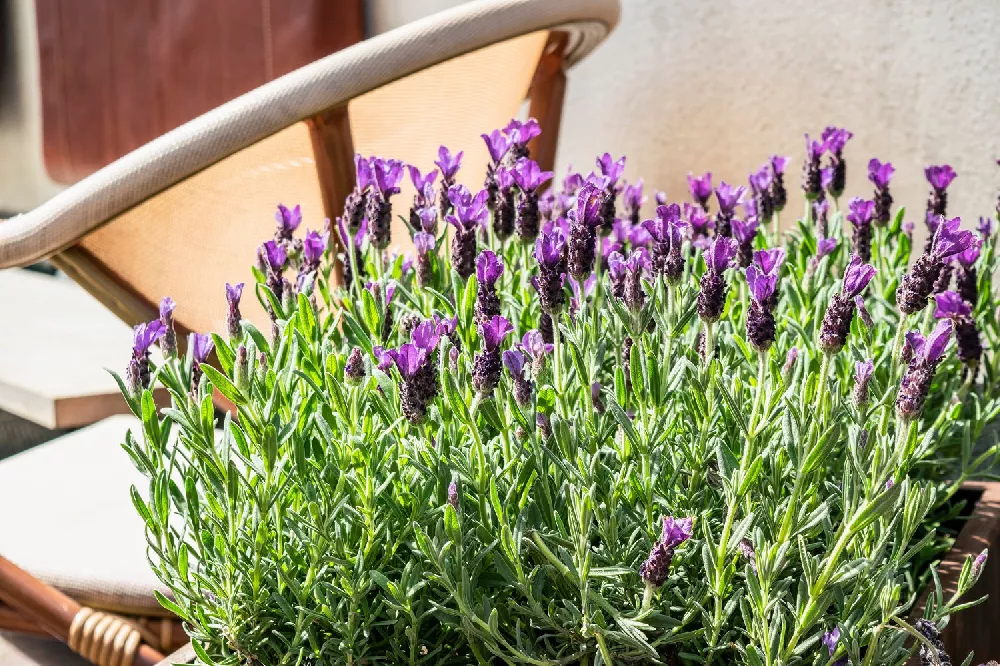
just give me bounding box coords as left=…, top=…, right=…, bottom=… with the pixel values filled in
left=35, top=0, right=364, bottom=183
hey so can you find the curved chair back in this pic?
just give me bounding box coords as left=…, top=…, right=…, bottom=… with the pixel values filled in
left=0, top=0, right=619, bottom=338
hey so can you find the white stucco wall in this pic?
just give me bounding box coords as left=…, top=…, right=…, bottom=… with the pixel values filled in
left=371, top=0, right=1000, bottom=228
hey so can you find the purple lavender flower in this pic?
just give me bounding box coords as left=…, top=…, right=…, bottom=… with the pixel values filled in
left=698, top=237, right=738, bottom=323
left=504, top=118, right=541, bottom=160
left=344, top=346, right=366, bottom=385
left=639, top=516, right=693, bottom=588
left=568, top=183, right=603, bottom=279
left=301, top=229, right=329, bottom=273
left=503, top=349, right=534, bottom=407
left=979, top=216, right=995, bottom=238
left=745, top=263, right=778, bottom=351
left=847, top=197, right=876, bottom=262
left=749, top=164, right=775, bottom=223
left=435, top=146, right=462, bottom=185
left=821, top=628, right=848, bottom=666
left=687, top=172, right=713, bottom=212
left=373, top=346, right=394, bottom=373
left=715, top=181, right=746, bottom=214
left=925, top=164, right=957, bottom=229
left=898, top=217, right=975, bottom=315
left=685, top=203, right=713, bottom=249
left=446, top=188, right=488, bottom=279
left=260, top=240, right=288, bottom=306
left=408, top=166, right=439, bottom=230
left=274, top=203, right=302, bottom=241
left=803, top=134, right=827, bottom=201
left=934, top=290, right=982, bottom=367
left=512, top=158, right=554, bottom=243
left=158, top=297, right=177, bottom=359
left=915, top=619, right=952, bottom=666
left=481, top=129, right=510, bottom=166
left=731, top=216, right=760, bottom=268
left=642, top=204, right=687, bottom=283
left=896, top=319, right=953, bottom=421
left=955, top=240, right=981, bottom=305
left=446, top=480, right=460, bottom=510
left=769, top=155, right=789, bottom=212
left=713, top=181, right=746, bottom=238
left=972, top=549, right=988, bottom=582
left=854, top=358, right=875, bottom=407
left=343, top=155, right=372, bottom=233
left=609, top=251, right=648, bottom=313
left=413, top=232, right=436, bottom=288
left=868, top=158, right=895, bottom=226
left=622, top=179, right=646, bottom=227
left=188, top=332, right=215, bottom=398
left=363, top=157, right=404, bottom=249
left=533, top=226, right=568, bottom=315
left=655, top=191, right=667, bottom=206
left=225, top=282, right=244, bottom=340
left=594, top=154, right=625, bottom=236
left=127, top=319, right=158, bottom=385
left=475, top=250, right=504, bottom=324
left=817, top=237, right=837, bottom=258
left=133, top=321, right=165, bottom=365
left=822, top=126, right=853, bottom=199
left=819, top=254, right=876, bottom=354
left=473, top=316, right=514, bottom=394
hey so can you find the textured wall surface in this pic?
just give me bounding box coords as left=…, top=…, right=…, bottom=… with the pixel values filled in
left=373, top=0, right=1000, bottom=229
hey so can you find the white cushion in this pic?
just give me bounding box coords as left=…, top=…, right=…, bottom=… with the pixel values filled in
left=0, top=415, right=170, bottom=616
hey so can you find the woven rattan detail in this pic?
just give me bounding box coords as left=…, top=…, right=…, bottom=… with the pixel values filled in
left=68, top=607, right=142, bottom=666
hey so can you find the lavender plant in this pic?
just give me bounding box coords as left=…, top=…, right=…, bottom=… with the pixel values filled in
left=116, top=123, right=1000, bottom=666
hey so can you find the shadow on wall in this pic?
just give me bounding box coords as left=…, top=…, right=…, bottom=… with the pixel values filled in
left=373, top=0, right=1000, bottom=241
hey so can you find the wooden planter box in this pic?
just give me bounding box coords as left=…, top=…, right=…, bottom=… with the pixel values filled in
left=157, top=482, right=1000, bottom=666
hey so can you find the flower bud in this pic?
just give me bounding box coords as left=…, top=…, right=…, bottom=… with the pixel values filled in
left=234, top=344, right=250, bottom=394
left=345, top=346, right=366, bottom=385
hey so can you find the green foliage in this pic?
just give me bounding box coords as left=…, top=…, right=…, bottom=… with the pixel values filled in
left=122, top=160, right=1000, bottom=665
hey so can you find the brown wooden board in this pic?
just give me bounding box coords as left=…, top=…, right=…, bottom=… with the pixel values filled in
left=35, top=0, right=365, bottom=183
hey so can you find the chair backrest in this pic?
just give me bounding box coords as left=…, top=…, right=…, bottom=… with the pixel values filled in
left=0, top=0, right=619, bottom=338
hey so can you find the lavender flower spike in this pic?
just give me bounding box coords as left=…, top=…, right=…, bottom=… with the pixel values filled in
left=446, top=188, right=489, bottom=279
left=533, top=227, right=568, bottom=315
left=188, top=332, right=215, bottom=398
left=847, top=197, right=876, bottom=262
left=226, top=282, right=244, bottom=340
left=698, top=237, right=738, bottom=324
left=274, top=203, right=302, bottom=241
left=803, top=134, right=827, bottom=201
left=769, top=155, right=789, bottom=212
left=731, top=216, right=760, bottom=268
left=868, top=158, right=895, bottom=226
left=512, top=158, right=554, bottom=243
left=503, top=349, right=534, bottom=407
left=568, top=183, right=603, bottom=279
left=414, top=232, right=435, bottom=288
left=475, top=250, right=504, bottom=324
left=642, top=204, right=687, bottom=283
left=640, top=516, right=693, bottom=589
left=159, top=297, right=177, bottom=358
left=622, top=179, right=646, bottom=227
left=436, top=146, right=464, bottom=218
left=955, top=239, right=981, bottom=305
left=854, top=359, right=875, bottom=407
left=822, top=126, right=853, bottom=199
left=819, top=254, right=875, bottom=354
left=366, top=157, right=404, bottom=248
left=127, top=320, right=165, bottom=394
left=925, top=164, right=957, bottom=227
left=934, top=290, right=982, bottom=367
left=473, top=316, right=514, bottom=394
left=896, top=319, right=953, bottom=421
left=745, top=264, right=778, bottom=351
left=687, top=172, right=713, bottom=211
left=714, top=181, right=745, bottom=237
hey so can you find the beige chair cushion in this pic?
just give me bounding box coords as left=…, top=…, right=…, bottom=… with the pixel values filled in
left=0, top=415, right=170, bottom=616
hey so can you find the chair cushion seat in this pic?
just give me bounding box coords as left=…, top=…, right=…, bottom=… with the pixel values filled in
left=0, top=415, right=171, bottom=616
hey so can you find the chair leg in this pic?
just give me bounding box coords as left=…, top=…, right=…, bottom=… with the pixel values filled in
left=526, top=32, right=569, bottom=175
left=306, top=105, right=356, bottom=286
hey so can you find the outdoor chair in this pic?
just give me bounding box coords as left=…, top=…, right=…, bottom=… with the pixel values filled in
left=0, top=0, right=620, bottom=664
